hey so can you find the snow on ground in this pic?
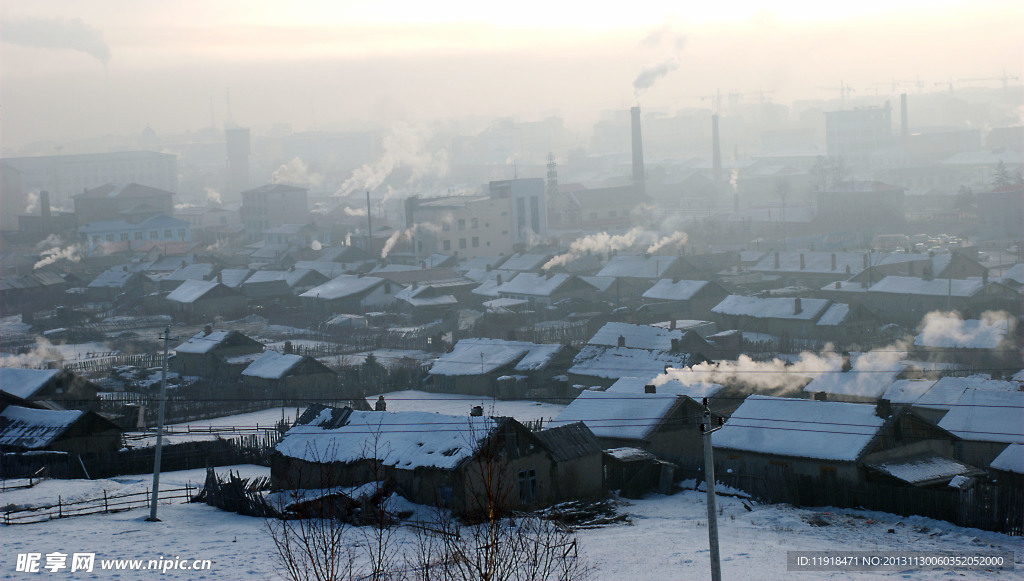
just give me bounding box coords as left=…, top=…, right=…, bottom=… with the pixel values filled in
left=367, top=390, right=564, bottom=423
left=1, top=465, right=1019, bottom=580
left=124, top=407, right=298, bottom=447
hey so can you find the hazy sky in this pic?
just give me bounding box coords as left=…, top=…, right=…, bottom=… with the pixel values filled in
left=2, top=0, right=1021, bottom=149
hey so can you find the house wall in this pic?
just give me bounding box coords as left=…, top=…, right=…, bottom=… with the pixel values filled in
left=547, top=453, right=604, bottom=500
left=716, top=450, right=861, bottom=482
left=170, top=295, right=248, bottom=320
left=956, top=441, right=1010, bottom=469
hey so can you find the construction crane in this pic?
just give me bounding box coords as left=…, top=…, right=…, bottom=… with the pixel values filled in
left=817, top=81, right=855, bottom=107
left=958, top=70, right=1020, bottom=90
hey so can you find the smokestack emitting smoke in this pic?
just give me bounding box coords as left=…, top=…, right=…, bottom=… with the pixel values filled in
left=272, top=157, right=322, bottom=188
left=2, top=17, right=110, bottom=66
left=332, top=122, right=448, bottom=200
left=646, top=231, right=688, bottom=254
left=380, top=223, right=441, bottom=259
left=543, top=227, right=660, bottom=270
left=34, top=243, right=85, bottom=269
left=901, top=93, right=909, bottom=139
left=632, top=25, right=687, bottom=96
left=712, top=115, right=722, bottom=184
left=631, top=107, right=646, bottom=197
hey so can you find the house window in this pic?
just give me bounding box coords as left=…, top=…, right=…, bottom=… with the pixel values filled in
left=443, top=240, right=451, bottom=251
left=459, top=238, right=467, bottom=249
left=819, top=466, right=838, bottom=485
left=150, top=230, right=158, bottom=239
left=472, top=237, right=479, bottom=248
left=437, top=485, right=453, bottom=508
left=457, top=219, right=466, bottom=230
left=472, top=218, right=478, bottom=228
left=106, top=234, right=115, bottom=242
left=164, top=229, right=172, bottom=238
left=442, top=223, right=451, bottom=232
left=135, top=232, right=144, bottom=240
left=518, top=469, right=537, bottom=503
left=384, top=282, right=392, bottom=294
left=178, top=229, right=186, bottom=239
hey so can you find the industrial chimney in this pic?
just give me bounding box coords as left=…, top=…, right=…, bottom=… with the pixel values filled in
left=712, top=114, right=722, bottom=184
left=630, top=106, right=646, bottom=197
left=39, top=191, right=51, bottom=218
left=900, top=93, right=909, bottom=140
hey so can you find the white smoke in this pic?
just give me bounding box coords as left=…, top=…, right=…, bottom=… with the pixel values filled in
left=34, top=234, right=64, bottom=250
left=34, top=243, right=85, bottom=270
left=343, top=206, right=367, bottom=217
left=311, top=240, right=323, bottom=252
left=380, top=223, right=441, bottom=259
left=543, top=227, right=658, bottom=270
left=24, top=192, right=39, bottom=214
left=730, top=169, right=740, bottom=192
left=273, top=157, right=323, bottom=188
left=646, top=231, right=688, bottom=254
left=3, top=17, right=111, bottom=66
left=333, top=121, right=448, bottom=199
left=206, top=187, right=223, bottom=206
left=633, top=24, right=688, bottom=96
left=916, top=310, right=1013, bottom=349
left=0, top=337, right=63, bottom=368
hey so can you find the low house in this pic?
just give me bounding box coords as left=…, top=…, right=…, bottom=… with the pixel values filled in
left=0, top=368, right=100, bottom=411
left=428, top=338, right=572, bottom=398
left=86, top=266, right=153, bottom=302
left=711, top=295, right=865, bottom=342
left=241, top=349, right=338, bottom=403
left=0, top=405, right=123, bottom=456
left=551, top=390, right=708, bottom=467
left=165, top=279, right=248, bottom=320
left=172, top=329, right=264, bottom=378
left=395, top=284, right=460, bottom=322
left=937, top=388, right=1024, bottom=467
left=822, top=276, right=1019, bottom=325
left=713, top=395, right=966, bottom=486
left=639, top=279, right=729, bottom=322
left=802, top=353, right=904, bottom=403
left=603, top=447, right=675, bottom=497
left=300, top=274, right=404, bottom=314
left=0, top=271, right=70, bottom=315
left=495, top=273, right=600, bottom=307
left=158, top=262, right=217, bottom=291
left=987, top=444, right=1022, bottom=493
left=595, top=255, right=687, bottom=301
left=532, top=422, right=605, bottom=500
left=241, top=268, right=328, bottom=300
left=912, top=313, right=1018, bottom=370
left=271, top=405, right=559, bottom=515
left=568, top=322, right=711, bottom=389
left=750, top=251, right=869, bottom=288
left=910, top=376, right=1020, bottom=423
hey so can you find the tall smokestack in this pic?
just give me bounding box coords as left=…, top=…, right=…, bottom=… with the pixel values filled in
left=366, top=191, right=373, bottom=256
left=712, top=114, right=722, bottom=184
left=40, top=191, right=51, bottom=218
left=900, top=93, right=909, bottom=140
left=630, top=106, right=646, bottom=197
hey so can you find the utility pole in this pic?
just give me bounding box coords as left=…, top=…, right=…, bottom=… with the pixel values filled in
left=148, top=326, right=171, bottom=522
left=700, top=397, right=725, bottom=581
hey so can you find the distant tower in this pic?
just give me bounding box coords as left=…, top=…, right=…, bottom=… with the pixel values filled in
left=630, top=106, right=646, bottom=196
left=225, top=126, right=251, bottom=200
left=546, top=153, right=559, bottom=195
left=712, top=114, right=722, bottom=184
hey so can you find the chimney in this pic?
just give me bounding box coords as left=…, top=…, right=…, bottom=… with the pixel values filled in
left=876, top=398, right=892, bottom=419
left=841, top=351, right=852, bottom=372
left=670, top=338, right=679, bottom=352
left=900, top=93, right=908, bottom=140
left=203, top=324, right=213, bottom=336
left=799, top=254, right=806, bottom=270
left=217, top=271, right=223, bottom=284
left=831, top=253, right=837, bottom=271
left=982, top=270, right=989, bottom=285
left=181, top=260, right=187, bottom=268
left=630, top=106, right=646, bottom=196
left=284, top=341, right=293, bottom=354
left=794, top=297, right=802, bottom=315
left=669, top=319, right=677, bottom=330
left=470, top=405, right=484, bottom=417
left=496, top=274, right=502, bottom=285
left=813, top=391, right=828, bottom=401
left=712, top=114, right=722, bottom=184
left=845, top=264, right=851, bottom=275
left=644, top=384, right=657, bottom=394
left=375, top=395, right=387, bottom=411
left=835, top=281, right=841, bottom=289
left=40, top=191, right=51, bottom=218
left=774, top=251, right=780, bottom=269
left=617, top=335, right=626, bottom=348
left=863, top=254, right=869, bottom=269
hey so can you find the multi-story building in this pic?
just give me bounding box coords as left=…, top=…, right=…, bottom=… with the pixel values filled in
left=74, top=183, right=175, bottom=225
left=825, top=106, right=892, bottom=169
left=80, top=214, right=191, bottom=252
left=487, top=178, right=548, bottom=245
left=405, top=194, right=516, bottom=258
left=2, top=151, right=177, bottom=210
left=240, top=184, right=309, bottom=241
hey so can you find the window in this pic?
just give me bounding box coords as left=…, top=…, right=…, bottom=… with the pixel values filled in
left=472, top=236, right=479, bottom=248
left=459, top=238, right=467, bottom=249
left=150, top=231, right=159, bottom=239
left=457, top=219, right=466, bottom=230
left=163, top=229, right=172, bottom=238
left=134, top=232, right=144, bottom=240
left=178, top=229, right=186, bottom=239
left=442, top=223, right=451, bottom=232
left=518, top=469, right=537, bottom=503
left=106, top=234, right=115, bottom=242
left=471, top=218, right=478, bottom=229
left=443, top=240, right=451, bottom=251
left=819, top=466, right=838, bottom=486
left=120, top=233, right=129, bottom=241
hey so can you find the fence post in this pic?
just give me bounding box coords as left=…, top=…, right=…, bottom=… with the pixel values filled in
left=58, top=496, right=62, bottom=519
left=104, top=490, right=109, bottom=513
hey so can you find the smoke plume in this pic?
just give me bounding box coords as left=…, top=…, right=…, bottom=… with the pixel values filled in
left=3, top=17, right=111, bottom=66
left=343, top=206, right=367, bottom=217
left=333, top=122, right=448, bottom=199
left=916, top=310, right=1012, bottom=349
left=380, top=223, right=441, bottom=259
left=34, top=242, right=85, bottom=269
left=273, top=157, right=323, bottom=188
left=311, top=240, right=323, bottom=252
left=24, top=192, right=39, bottom=214
left=633, top=25, right=688, bottom=96
left=0, top=337, right=63, bottom=369
left=646, top=231, right=688, bottom=254
left=543, top=227, right=658, bottom=270
left=206, top=187, right=223, bottom=206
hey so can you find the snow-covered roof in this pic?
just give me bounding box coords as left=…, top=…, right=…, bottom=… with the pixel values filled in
left=989, top=444, right=1023, bottom=474
left=175, top=330, right=234, bottom=354
left=816, top=303, right=851, bottom=326
left=275, top=408, right=499, bottom=469
left=914, top=317, right=1010, bottom=349
left=241, top=351, right=304, bottom=379
left=88, top=267, right=139, bottom=288
left=166, top=279, right=219, bottom=303
left=579, top=276, right=615, bottom=292
left=604, top=447, right=656, bottom=461
left=551, top=391, right=681, bottom=441
left=868, top=276, right=983, bottom=297
left=500, top=253, right=550, bottom=272
left=588, top=322, right=683, bottom=351
left=937, top=389, right=1024, bottom=444
left=570, top=345, right=692, bottom=380
left=218, top=268, right=253, bottom=288
left=497, top=272, right=571, bottom=297
left=164, top=263, right=215, bottom=282
left=1000, top=263, right=1023, bottom=286
left=396, top=285, right=458, bottom=307
left=642, top=279, right=710, bottom=301
left=293, top=261, right=351, bottom=278
left=881, top=379, right=938, bottom=405
left=0, top=406, right=85, bottom=449
left=300, top=275, right=385, bottom=301
left=243, top=269, right=315, bottom=288
left=866, top=455, right=978, bottom=486
left=596, top=255, right=678, bottom=279
left=458, top=256, right=507, bottom=272
left=914, top=376, right=1020, bottom=410
left=0, top=368, right=60, bottom=399
left=713, top=395, right=885, bottom=462
left=483, top=298, right=529, bottom=312
left=751, top=252, right=867, bottom=274
left=428, top=339, right=563, bottom=376
left=712, top=295, right=829, bottom=321
left=607, top=375, right=723, bottom=400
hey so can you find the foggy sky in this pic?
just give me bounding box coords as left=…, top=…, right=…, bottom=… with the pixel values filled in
left=2, top=0, right=1022, bottom=149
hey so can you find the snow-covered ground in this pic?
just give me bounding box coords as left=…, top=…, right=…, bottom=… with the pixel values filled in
left=124, top=408, right=298, bottom=447
left=1, top=465, right=1019, bottom=580
left=367, top=390, right=564, bottom=423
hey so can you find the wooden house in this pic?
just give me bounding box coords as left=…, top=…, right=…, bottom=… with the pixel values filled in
left=172, top=329, right=264, bottom=378
left=0, top=368, right=100, bottom=411
left=300, top=274, right=404, bottom=314
left=532, top=422, right=605, bottom=500
left=937, top=389, right=1023, bottom=467
left=165, top=279, right=248, bottom=320
left=240, top=349, right=338, bottom=403
left=0, top=405, right=123, bottom=456
left=639, top=279, right=729, bottom=322
left=568, top=322, right=711, bottom=389
left=428, top=338, right=573, bottom=399
left=86, top=266, right=154, bottom=302
left=495, top=273, right=601, bottom=308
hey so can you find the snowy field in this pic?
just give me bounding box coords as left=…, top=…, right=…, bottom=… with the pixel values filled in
left=1, top=465, right=1019, bottom=580
left=366, top=390, right=565, bottom=423
left=124, top=408, right=299, bottom=447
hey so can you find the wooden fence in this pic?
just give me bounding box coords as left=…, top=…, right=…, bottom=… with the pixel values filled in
left=2, top=484, right=195, bottom=525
